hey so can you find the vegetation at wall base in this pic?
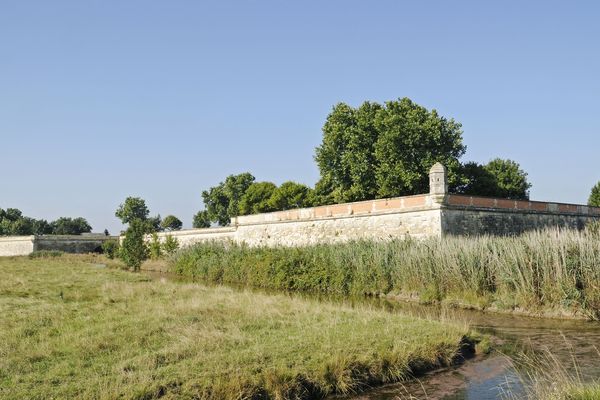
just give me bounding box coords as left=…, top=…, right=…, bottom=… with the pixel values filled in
left=0, top=256, right=475, bottom=399
left=172, top=228, right=600, bottom=320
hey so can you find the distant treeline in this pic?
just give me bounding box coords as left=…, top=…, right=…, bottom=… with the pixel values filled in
left=0, top=208, right=92, bottom=236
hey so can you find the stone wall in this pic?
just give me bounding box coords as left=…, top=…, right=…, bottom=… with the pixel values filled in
left=35, top=235, right=116, bottom=254
left=0, top=236, right=35, bottom=256
left=0, top=235, right=115, bottom=257
left=442, top=194, right=600, bottom=236
left=3, top=163, right=600, bottom=257
left=152, top=194, right=444, bottom=248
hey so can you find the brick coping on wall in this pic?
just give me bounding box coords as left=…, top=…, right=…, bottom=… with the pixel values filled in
left=231, top=194, right=434, bottom=226
left=446, top=194, right=600, bottom=216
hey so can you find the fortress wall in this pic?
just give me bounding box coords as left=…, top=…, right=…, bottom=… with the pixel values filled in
left=443, top=195, right=600, bottom=236
left=0, top=236, right=35, bottom=256
left=156, top=195, right=443, bottom=248
left=234, top=206, right=442, bottom=247
left=153, top=227, right=236, bottom=247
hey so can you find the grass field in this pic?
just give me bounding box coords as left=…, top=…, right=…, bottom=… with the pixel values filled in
left=173, top=228, right=600, bottom=319
left=0, top=255, right=475, bottom=400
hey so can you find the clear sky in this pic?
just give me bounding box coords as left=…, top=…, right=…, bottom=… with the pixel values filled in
left=1, top=1, right=599, bottom=233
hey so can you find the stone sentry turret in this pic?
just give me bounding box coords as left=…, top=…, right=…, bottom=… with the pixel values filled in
left=429, top=162, right=448, bottom=202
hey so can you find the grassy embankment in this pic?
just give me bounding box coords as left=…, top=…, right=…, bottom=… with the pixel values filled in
left=173, top=229, right=600, bottom=319
left=0, top=255, right=475, bottom=399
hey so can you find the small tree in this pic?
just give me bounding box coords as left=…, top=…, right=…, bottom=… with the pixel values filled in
left=119, top=219, right=148, bottom=271
left=161, top=215, right=183, bottom=231
left=193, top=210, right=211, bottom=228
left=149, top=233, right=162, bottom=260
left=589, top=182, right=600, bottom=207
left=101, top=239, right=120, bottom=259
left=115, top=197, right=150, bottom=224
left=162, top=235, right=179, bottom=255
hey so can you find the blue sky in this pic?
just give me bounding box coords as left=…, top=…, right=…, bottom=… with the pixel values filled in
left=1, top=1, right=599, bottom=233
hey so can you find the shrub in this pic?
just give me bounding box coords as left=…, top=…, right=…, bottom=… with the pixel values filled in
left=101, top=239, right=120, bottom=259
left=162, top=235, right=179, bottom=255
left=149, top=233, right=162, bottom=260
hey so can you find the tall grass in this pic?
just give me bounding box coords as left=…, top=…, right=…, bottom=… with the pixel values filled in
left=504, top=346, right=600, bottom=400
left=172, top=229, right=600, bottom=319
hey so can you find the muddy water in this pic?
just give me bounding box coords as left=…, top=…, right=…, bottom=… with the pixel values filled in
left=143, top=272, right=600, bottom=400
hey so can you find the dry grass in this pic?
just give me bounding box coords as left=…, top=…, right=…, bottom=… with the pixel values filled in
left=0, top=255, right=474, bottom=399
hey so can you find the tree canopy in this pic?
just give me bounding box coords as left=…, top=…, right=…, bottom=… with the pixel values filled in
left=201, top=173, right=255, bottom=225
left=238, top=182, right=277, bottom=216
left=589, top=182, right=600, bottom=207
left=315, top=98, right=466, bottom=202
left=454, top=159, right=531, bottom=200
left=115, top=197, right=150, bottom=225
left=161, top=215, right=183, bottom=231
left=0, top=208, right=92, bottom=236
left=192, top=210, right=211, bottom=228
left=50, top=217, right=93, bottom=235
left=268, top=182, right=314, bottom=211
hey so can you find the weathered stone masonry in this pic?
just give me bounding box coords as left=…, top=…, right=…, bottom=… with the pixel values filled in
left=1, top=163, right=599, bottom=256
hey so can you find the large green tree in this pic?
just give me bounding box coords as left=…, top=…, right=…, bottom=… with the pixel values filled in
left=315, top=98, right=466, bottom=202
left=201, top=173, right=255, bottom=225
left=589, top=182, right=600, bottom=207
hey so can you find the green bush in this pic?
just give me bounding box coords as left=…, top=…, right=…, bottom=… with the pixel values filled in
left=148, top=233, right=162, bottom=260
left=172, top=229, right=600, bottom=318
left=101, top=239, right=120, bottom=259
left=28, top=250, right=64, bottom=259
left=162, top=234, right=179, bottom=255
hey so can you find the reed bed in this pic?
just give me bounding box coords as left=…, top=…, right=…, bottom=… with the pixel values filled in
left=173, top=229, right=600, bottom=319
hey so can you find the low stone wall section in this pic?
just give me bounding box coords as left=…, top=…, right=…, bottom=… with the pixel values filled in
left=0, top=236, right=35, bottom=257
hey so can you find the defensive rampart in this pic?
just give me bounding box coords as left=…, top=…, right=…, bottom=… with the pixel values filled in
left=2, top=163, right=599, bottom=256
left=151, top=163, right=600, bottom=248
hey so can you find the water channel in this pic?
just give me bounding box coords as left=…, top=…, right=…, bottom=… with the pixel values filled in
left=144, top=271, right=600, bottom=400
